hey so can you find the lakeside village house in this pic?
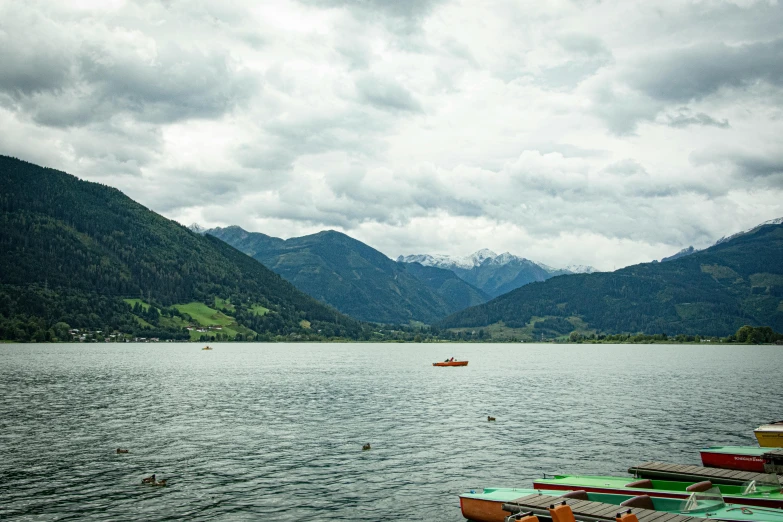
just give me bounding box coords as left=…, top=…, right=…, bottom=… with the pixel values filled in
left=66, top=324, right=225, bottom=343
left=68, top=328, right=163, bottom=343
left=186, top=326, right=223, bottom=334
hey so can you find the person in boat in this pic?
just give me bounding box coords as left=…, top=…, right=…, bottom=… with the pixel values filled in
left=444, top=358, right=449, bottom=362
left=142, top=474, right=156, bottom=484
left=450, top=357, right=455, bottom=362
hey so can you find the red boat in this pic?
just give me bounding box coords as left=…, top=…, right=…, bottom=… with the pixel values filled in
left=700, top=446, right=783, bottom=473
left=432, top=361, right=468, bottom=367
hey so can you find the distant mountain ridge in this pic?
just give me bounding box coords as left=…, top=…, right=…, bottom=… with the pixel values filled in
left=660, top=218, right=783, bottom=262
left=206, top=226, right=490, bottom=324
left=716, top=217, right=783, bottom=245
left=440, top=221, right=783, bottom=337
left=660, top=246, right=696, bottom=263
left=397, top=249, right=596, bottom=298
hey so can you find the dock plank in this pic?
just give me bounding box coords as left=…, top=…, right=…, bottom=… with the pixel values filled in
left=566, top=500, right=594, bottom=511
left=575, top=503, right=609, bottom=516
left=655, top=513, right=691, bottom=522
left=635, top=512, right=664, bottom=522
left=641, top=510, right=678, bottom=522
left=593, top=505, right=625, bottom=518
left=634, top=513, right=659, bottom=522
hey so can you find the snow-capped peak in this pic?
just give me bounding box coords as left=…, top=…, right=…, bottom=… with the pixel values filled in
left=564, top=264, right=597, bottom=274
left=469, top=249, right=498, bottom=266
left=397, top=250, right=502, bottom=269
left=398, top=248, right=594, bottom=273
left=189, top=223, right=207, bottom=234
left=491, top=252, right=517, bottom=265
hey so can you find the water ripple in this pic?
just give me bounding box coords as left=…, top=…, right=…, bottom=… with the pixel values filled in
left=0, top=343, right=781, bottom=521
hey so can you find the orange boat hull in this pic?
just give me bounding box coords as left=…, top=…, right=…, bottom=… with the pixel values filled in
left=432, top=361, right=468, bottom=366
left=459, top=496, right=506, bottom=522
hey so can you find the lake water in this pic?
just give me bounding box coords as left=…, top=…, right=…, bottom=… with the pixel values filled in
left=1, top=343, right=781, bottom=521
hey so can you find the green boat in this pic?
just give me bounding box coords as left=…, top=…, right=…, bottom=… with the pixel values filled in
left=459, top=487, right=783, bottom=522
left=532, top=474, right=783, bottom=509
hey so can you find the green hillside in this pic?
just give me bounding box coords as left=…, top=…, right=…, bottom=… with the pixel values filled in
left=0, top=156, right=366, bottom=341
left=439, top=223, right=783, bottom=337
left=207, top=226, right=489, bottom=324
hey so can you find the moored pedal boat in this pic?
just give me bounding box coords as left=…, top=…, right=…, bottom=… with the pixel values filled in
left=459, top=488, right=783, bottom=522
left=700, top=446, right=783, bottom=473
left=755, top=422, right=783, bottom=448
left=532, top=474, right=783, bottom=508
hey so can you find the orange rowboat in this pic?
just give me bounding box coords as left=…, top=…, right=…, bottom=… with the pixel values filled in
left=432, top=361, right=468, bottom=367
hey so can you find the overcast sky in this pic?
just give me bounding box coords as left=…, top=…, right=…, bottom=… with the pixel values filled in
left=1, top=0, right=782, bottom=270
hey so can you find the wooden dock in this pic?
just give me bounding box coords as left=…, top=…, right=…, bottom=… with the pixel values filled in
left=501, top=493, right=699, bottom=522
left=628, top=462, right=783, bottom=485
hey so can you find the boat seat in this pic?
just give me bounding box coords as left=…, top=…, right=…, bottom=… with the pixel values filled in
left=548, top=502, right=576, bottom=522
left=624, top=479, right=653, bottom=488
left=516, top=516, right=539, bottom=522
left=619, top=495, right=655, bottom=510
left=561, top=490, right=589, bottom=500
left=616, top=511, right=640, bottom=522
left=685, top=480, right=712, bottom=492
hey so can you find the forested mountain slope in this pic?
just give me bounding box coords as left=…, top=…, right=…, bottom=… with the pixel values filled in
left=207, top=226, right=489, bottom=324
left=0, top=156, right=364, bottom=341
left=440, top=223, right=783, bottom=336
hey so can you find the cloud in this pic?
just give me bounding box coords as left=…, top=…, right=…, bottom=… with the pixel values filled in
left=664, top=109, right=730, bottom=128
left=296, top=0, right=446, bottom=34
left=1, top=0, right=782, bottom=271
left=626, top=39, right=783, bottom=103
left=355, top=74, right=423, bottom=113
left=0, top=2, right=259, bottom=128
left=692, top=148, right=783, bottom=185
left=586, top=81, right=663, bottom=135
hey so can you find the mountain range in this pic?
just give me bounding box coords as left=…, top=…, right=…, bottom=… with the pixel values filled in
left=397, top=250, right=596, bottom=298
left=440, top=221, right=783, bottom=337
left=660, top=218, right=783, bottom=262
left=205, top=226, right=489, bottom=324
left=0, top=155, right=365, bottom=341
left=2, top=155, right=780, bottom=342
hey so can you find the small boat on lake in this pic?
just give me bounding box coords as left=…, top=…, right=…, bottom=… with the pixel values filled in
left=532, top=474, right=783, bottom=508
left=202, top=346, right=213, bottom=350
left=432, top=360, right=468, bottom=367
left=701, top=446, right=783, bottom=473
left=755, top=421, right=783, bottom=447
left=459, top=487, right=783, bottom=522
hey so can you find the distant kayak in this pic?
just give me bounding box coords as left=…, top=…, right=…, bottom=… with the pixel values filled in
left=432, top=361, right=468, bottom=367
